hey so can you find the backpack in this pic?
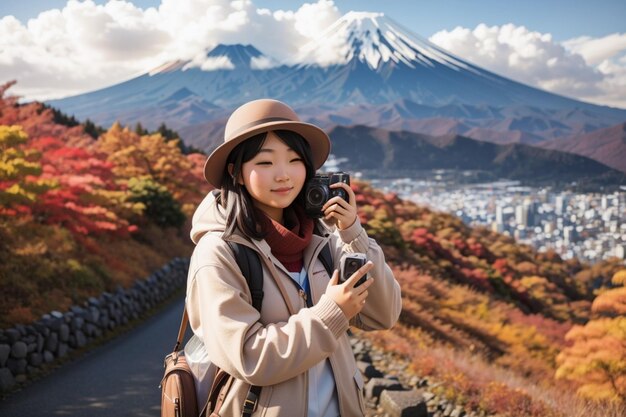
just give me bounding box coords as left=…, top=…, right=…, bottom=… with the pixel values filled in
left=161, top=240, right=333, bottom=417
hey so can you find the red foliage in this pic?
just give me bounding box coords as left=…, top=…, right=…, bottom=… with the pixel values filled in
left=28, top=136, right=133, bottom=236
left=460, top=267, right=493, bottom=292
left=505, top=308, right=571, bottom=346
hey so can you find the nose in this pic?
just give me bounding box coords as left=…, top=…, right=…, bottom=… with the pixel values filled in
left=274, top=163, right=290, bottom=182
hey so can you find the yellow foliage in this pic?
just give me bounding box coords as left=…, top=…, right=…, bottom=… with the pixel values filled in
left=612, top=270, right=626, bottom=286
left=0, top=125, right=56, bottom=209
left=0, top=125, right=28, bottom=148
left=556, top=317, right=626, bottom=402
left=96, top=123, right=207, bottom=211
left=0, top=125, right=41, bottom=182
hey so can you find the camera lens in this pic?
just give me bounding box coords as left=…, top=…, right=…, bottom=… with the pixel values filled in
left=349, top=261, right=358, bottom=267
left=306, top=187, right=326, bottom=207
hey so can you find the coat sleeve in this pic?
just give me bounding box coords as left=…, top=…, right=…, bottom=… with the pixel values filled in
left=330, top=219, right=402, bottom=331
left=186, top=239, right=350, bottom=387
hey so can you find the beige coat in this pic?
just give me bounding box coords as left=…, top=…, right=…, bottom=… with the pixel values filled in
left=186, top=191, right=402, bottom=416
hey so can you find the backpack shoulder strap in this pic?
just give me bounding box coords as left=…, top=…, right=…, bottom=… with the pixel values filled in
left=226, top=241, right=264, bottom=313
left=224, top=241, right=264, bottom=417
left=318, top=243, right=333, bottom=278
left=314, top=222, right=334, bottom=278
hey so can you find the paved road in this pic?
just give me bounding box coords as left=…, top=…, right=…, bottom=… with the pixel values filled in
left=0, top=296, right=187, bottom=417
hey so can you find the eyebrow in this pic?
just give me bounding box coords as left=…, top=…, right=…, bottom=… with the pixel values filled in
left=257, top=147, right=297, bottom=154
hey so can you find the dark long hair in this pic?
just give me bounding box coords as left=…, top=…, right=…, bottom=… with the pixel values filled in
left=218, top=130, right=316, bottom=240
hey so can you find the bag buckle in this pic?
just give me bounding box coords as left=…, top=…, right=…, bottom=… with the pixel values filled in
left=242, top=392, right=258, bottom=414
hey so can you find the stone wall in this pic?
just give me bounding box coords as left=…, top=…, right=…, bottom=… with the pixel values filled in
left=0, top=258, right=189, bottom=392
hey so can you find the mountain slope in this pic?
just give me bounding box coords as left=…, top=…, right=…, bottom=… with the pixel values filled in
left=539, top=122, right=626, bottom=173
left=48, top=44, right=289, bottom=129
left=327, top=125, right=626, bottom=185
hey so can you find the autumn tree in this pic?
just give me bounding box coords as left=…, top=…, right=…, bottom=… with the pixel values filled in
left=556, top=270, right=626, bottom=403
left=0, top=125, right=52, bottom=214
left=96, top=123, right=207, bottom=214
left=28, top=135, right=138, bottom=236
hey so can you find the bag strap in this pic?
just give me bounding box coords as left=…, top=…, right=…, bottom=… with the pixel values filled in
left=227, top=241, right=264, bottom=417
left=207, top=369, right=234, bottom=416
left=173, top=308, right=188, bottom=353
left=242, top=385, right=262, bottom=417
left=318, top=242, right=333, bottom=278
left=226, top=241, right=264, bottom=312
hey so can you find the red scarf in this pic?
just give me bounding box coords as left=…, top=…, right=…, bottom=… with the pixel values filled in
left=259, top=206, right=314, bottom=272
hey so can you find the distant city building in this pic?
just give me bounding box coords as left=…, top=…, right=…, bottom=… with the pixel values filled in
left=555, top=195, right=566, bottom=215
left=496, top=205, right=504, bottom=225
left=373, top=176, right=626, bottom=265
left=515, top=205, right=526, bottom=226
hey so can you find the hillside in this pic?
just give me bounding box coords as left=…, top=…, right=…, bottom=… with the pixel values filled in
left=327, top=125, right=626, bottom=186
left=540, top=122, right=626, bottom=174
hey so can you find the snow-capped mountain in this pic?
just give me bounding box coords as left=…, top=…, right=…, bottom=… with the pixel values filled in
left=274, top=12, right=615, bottom=111
left=48, top=11, right=626, bottom=157
left=295, top=11, right=478, bottom=72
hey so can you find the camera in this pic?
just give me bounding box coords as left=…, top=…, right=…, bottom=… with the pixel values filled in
left=340, top=253, right=368, bottom=287
left=304, top=172, right=350, bottom=218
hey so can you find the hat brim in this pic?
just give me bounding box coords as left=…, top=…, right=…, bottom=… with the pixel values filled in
left=203, top=120, right=331, bottom=188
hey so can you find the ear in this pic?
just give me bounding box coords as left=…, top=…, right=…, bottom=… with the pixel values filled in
left=227, top=163, right=244, bottom=185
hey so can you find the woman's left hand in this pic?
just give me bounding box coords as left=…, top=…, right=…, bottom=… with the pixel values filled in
left=322, top=182, right=358, bottom=230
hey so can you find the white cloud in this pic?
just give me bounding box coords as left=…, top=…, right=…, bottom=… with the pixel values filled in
left=429, top=24, right=626, bottom=108
left=292, top=0, right=339, bottom=39
left=0, top=0, right=340, bottom=101
left=563, top=33, right=626, bottom=66
left=200, top=56, right=235, bottom=70
left=250, top=55, right=277, bottom=70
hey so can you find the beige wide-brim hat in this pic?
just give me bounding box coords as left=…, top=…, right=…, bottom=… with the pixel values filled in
left=204, top=99, right=331, bottom=188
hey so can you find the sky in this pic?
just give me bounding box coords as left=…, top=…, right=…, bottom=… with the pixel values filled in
left=1, top=0, right=626, bottom=108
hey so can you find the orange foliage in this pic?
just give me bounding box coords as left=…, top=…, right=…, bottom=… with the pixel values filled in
left=556, top=270, right=626, bottom=403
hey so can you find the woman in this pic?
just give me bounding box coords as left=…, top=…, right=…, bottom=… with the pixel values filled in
left=186, top=99, right=402, bottom=416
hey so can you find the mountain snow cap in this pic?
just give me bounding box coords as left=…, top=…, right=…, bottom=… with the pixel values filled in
left=295, top=11, right=477, bottom=73
left=149, top=44, right=279, bottom=74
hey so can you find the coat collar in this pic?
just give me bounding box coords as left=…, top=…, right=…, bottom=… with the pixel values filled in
left=220, top=217, right=334, bottom=280
left=225, top=227, right=331, bottom=279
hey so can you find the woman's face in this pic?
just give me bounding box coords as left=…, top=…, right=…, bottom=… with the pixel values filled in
left=239, top=131, right=307, bottom=223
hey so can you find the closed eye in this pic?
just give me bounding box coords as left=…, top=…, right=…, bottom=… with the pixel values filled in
left=290, top=158, right=303, bottom=163
left=256, top=161, right=272, bottom=166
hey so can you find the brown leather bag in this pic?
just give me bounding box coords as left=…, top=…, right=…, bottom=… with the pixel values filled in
left=160, top=309, right=199, bottom=417
left=160, top=309, right=234, bottom=417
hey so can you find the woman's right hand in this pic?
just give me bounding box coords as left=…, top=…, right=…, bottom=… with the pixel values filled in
left=324, top=262, right=375, bottom=320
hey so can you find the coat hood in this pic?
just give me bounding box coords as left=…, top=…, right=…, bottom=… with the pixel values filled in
left=190, top=190, right=227, bottom=244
